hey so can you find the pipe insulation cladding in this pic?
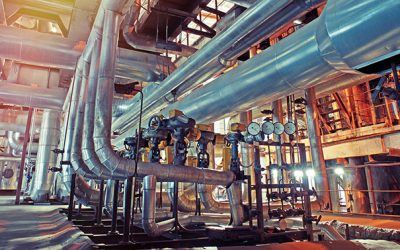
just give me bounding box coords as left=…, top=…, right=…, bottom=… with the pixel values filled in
left=112, top=0, right=400, bottom=147
left=160, top=0, right=400, bottom=123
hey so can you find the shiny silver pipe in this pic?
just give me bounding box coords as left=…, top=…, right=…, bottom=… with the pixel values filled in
left=166, top=182, right=205, bottom=212
left=7, top=131, right=38, bottom=153
left=112, top=0, right=294, bottom=135
left=70, top=58, right=100, bottom=179
left=227, top=181, right=245, bottom=226
left=30, top=110, right=61, bottom=201
left=122, top=0, right=196, bottom=57
left=0, top=122, right=38, bottom=134
left=143, top=175, right=230, bottom=237
left=198, top=184, right=231, bottom=212
left=0, top=26, right=173, bottom=82
left=92, top=9, right=235, bottom=185
left=160, top=0, right=400, bottom=124
left=0, top=82, right=67, bottom=110
left=82, top=39, right=120, bottom=180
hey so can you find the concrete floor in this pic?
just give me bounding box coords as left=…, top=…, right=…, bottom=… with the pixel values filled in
left=0, top=196, right=92, bottom=250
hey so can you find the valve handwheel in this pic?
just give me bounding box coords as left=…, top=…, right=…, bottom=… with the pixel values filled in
left=148, top=115, right=162, bottom=131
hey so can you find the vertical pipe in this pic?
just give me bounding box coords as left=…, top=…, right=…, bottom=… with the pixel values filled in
left=96, top=180, right=105, bottom=225
left=15, top=107, right=33, bottom=205
left=253, top=145, right=264, bottom=232
left=122, top=176, right=133, bottom=243
left=31, top=110, right=60, bottom=201
left=109, top=179, right=120, bottom=234
left=305, top=87, right=331, bottom=209
left=68, top=173, right=76, bottom=221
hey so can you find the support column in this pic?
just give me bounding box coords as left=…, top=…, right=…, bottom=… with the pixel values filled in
left=15, top=107, right=33, bottom=205
left=305, top=87, right=331, bottom=209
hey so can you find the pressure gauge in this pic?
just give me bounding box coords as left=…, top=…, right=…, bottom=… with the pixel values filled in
left=284, top=122, right=296, bottom=135
left=273, top=122, right=284, bottom=135
left=262, top=121, right=274, bottom=135
left=247, top=122, right=261, bottom=136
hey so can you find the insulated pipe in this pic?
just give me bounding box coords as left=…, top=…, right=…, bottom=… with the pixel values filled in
left=0, top=26, right=173, bottom=82
left=0, top=122, right=38, bottom=134
left=0, top=82, right=67, bottom=110
left=159, top=0, right=400, bottom=125
left=70, top=58, right=101, bottom=179
left=92, top=8, right=235, bottom=185
left=112, top=0, right=295, bottom=135
left=82, top=39, right=122, bottom=180
left=227, top=181, right=245, bottom=226
left=7, top=131, right=38, bottom=153
left=167, top=182, right=205, bottom=212
left=30, top=110, right=61, bottom=201
left=198, top=184, right=231, bottom=212
left=122, top=0, right=197, bottom=57
left=142, top=175, right=231, bottom=237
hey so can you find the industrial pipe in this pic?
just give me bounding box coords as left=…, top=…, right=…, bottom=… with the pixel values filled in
left=142, top=175, right=231, bottom=237
left=91, top=8, right=235, bottom=185
left=0, top=25, right=174, bottom=82
left=0, top=82, right=67, bottom=110
left=7, top=131, right=38, bottom=154
left=112, top=0, right=295, bottom=135
left=30, top=110, right=61, bottom=201
left=159, top=0, right=400, bottom=124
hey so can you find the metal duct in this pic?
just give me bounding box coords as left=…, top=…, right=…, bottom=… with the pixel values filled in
left=160, top=0, right=400, bottom=124
left=0, top=82, right=67, bottom=110
left=30, top=110, right=61, bottom=202
left=7, top=131, right=38, bottom=153
left=122, top=0, right=197, bottom=57
left=0, top=26, right=174, bottom=82
left=91, top=8, right=235, bottom=185
left=112, top=0, right=325, bottom=142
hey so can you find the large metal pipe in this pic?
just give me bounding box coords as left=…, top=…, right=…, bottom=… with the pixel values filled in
left=70, top=59, right=100, bottom=179
left=157, top=0, right=400, bottom=125
left=92, top=8, right=235, bottom=185
left=30, top=110, right=61, bottom=201
left=0, top=82, right=67, bottom=110
left=142, top=175, right=231, bottom=237
left=0, top=26, right=173, bottom=82
left=227, top=181, right=245, bottom=226
left=7, top=131, right=38, bottom=153
left=305, top=87, right=331, bottom=208
left=112, top=0, right=295, bottom=135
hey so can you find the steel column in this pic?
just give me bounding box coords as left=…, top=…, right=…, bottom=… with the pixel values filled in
left=109, top=179, right=120, bottom=234
left=96, top=180, right=105, bottom=225
left=67, top=172, right=77, bottom=221
left=122, top=176, right=133, bottom=243
left=305, top=87, right=331, bottom=209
